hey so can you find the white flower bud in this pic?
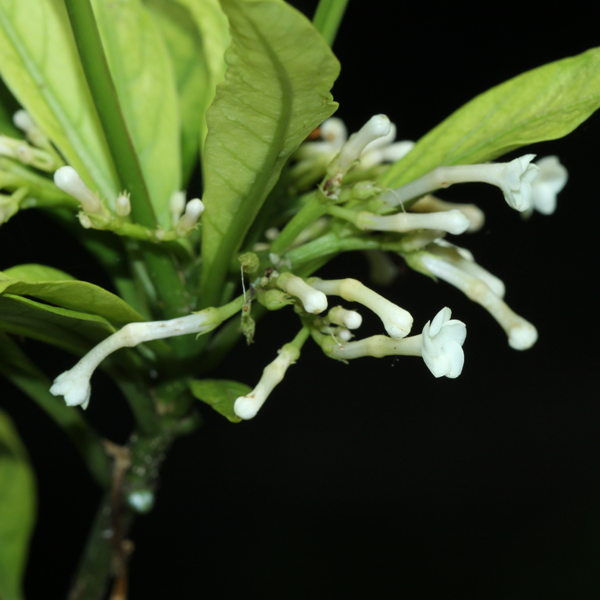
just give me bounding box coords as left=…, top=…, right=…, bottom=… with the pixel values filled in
left=54, top=166, right=104, bottom=214
left=357, top=209, right=471, bottom=235
left=327, top=306, right=363, bottom=329
left=310, top=278, right=412, bottom=339
left=411, top=195, right=485, bottom=232
left=115, top=192, right=131, bottom=217
left=77, top=213, right=93, bottom=229
left=277, top=272, right=327, bottom=314
left=169, top=190, right=186, bottom=224
left=175, top=198, right=204, bottom=235
left=335, top=114, right=391, bottom=173
left=419, top=253, right=537, bottom=349
left=234, top=345, right=299, bottom=419
left=13, top=109, right=36, bottom=134
left=421, top=307, right=466, bottom=378
left=530, top=156, right=568, bottom=215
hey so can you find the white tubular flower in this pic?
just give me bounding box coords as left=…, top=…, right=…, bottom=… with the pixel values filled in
left=327, top=305, right=363, bottom=329
left=12, top=109, right=46, bottom=148
left=419, top=253, right=537, bottom=349
left=421, top=307, right=466, bottom=378
left=276, top=272, right=327, bottom=314
left=115, top=192, right=131, bottom=217
left=54, top=166, right=105, bottom=215
left=234, top=344, right=299, bottom=419
left=411, top=195, right=485, bottom=232
left=428, top=241, right=505, bottom=298
left=357, top=209, right=471, bottom=235
left=310, top=277, right=412, bottom=339
left=50, top=311, right=217, bottom=409
left=382, top=154, right=539, bottom=212
left=295, top=117, right=347, bottom=159
left=359, top=123, right=415, bottom=168
left=169, top=190, right=186, bottom=224
left=530, top=156, right=568, bottom=215
left=334, top=114, right=391, bottom=173
left=175, top=198, right=204, bottom=235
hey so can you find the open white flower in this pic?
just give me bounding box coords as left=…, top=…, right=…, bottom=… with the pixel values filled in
left=421, top=307, right=466, bottom=378
left=529, top=156, right=568, bottom=215
left=51, top=311, right=217, bottom=409
left=381, top=154, right=539, bottom=212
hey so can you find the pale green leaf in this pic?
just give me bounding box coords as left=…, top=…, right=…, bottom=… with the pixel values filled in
left=190, top=378, right=250, bottom=422
left=200, top=0, right=340, bottom=305
left=0, top=0, right=119, bottom=202
left=0, top=294, right=115, bottom=355
left=175, top=0, right=230, bottom=153
left=0, top=409, right=36, bottom=600
left=0, top=266, right=144, bottom=327
left=381, top=47, right=600, bottom=189
left=91, top=0, right=181, bottom=227
left=145, top=0, right=212, bottom=183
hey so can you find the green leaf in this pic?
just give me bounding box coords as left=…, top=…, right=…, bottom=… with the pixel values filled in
left=0, top=409, right=36, bottom=600
left=175, top=0, right=230, bottom=154
left=0, top=294, right=115, bottom=355
left=0, top=0, right=119, bottom=202
left=0, top=265, right=145, bottom=327
left=0, top=332, right=111, bottom=488
left=90, top=0, right=181, bottom=227
left=190, top=378, right=250, bottom=422
left=381, top=47, right=600, bottom=189
left=199, top=0, right=340, bottom=307
left=145, top=0, right=212, bottom=184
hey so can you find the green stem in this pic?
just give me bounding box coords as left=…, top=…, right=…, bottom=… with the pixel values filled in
left=269, top=193, right=327, bottom=255
left=312, top=0, right=350, bottom=47
left=63, top=0, right=191, bottom=321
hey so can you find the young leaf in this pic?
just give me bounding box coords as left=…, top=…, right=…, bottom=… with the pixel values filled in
left=145, top=0, right=212, bottom=184
left=199, top=0, right=340, bottom=307
left=90, top=0, right=181, bottom=227
left=381, top=46, right=600, bottom=189
left=0, top=0, right=119, bottom=202
left=190, top=378, right=250, bottom=422
left=0, top=409, right=36, bottom=600
left=0, top=266, right=145, bottom=327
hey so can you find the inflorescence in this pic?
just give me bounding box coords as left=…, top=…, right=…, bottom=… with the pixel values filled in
left=48, top=113, right=568, bottom=419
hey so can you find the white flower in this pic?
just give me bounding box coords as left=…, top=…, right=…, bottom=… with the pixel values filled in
left=50, top=312, right=216, bottom=409
left=530, top=156, right=568, bottom=215
left=360, top=123, right=415, bottom=168
left=421, top=307, right=466, bottom=378
left=175, top=198, right=204, bottom=235
left=496, top=154, right=539, bottom=211
left=234, top=345, right=299, bottom=420
left=357, top=208, right=471, bottom=235
left=115, top=192, right=131, bottom=217
left=276, top=272, right=328, bottom=314
left=54, top=166, right=105, bottom=215
left=309, top=277, right=412, bottom=339
left=382, top=154, right=539, bottom=212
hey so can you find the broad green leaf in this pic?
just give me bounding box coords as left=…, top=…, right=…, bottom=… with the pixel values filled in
left=0, top=294, right=115, bottom=355
left=0, top=0, right=119, bottom=202
left=91, top=0, right=181, bottom=227
left=381, top=47, right=600, bottom=189
left=190, top=378, right=250, bottom=422
left=199, top=0, right=340, bottom=306
left=0, top=332, right=111, bottom=488
left=145, top=0, right=212, bottom=184
left=0, top=266, right=144, bottom=327
left=175, top=0, right=230, bottom=153
left=0, top=409, right=36, bottom=600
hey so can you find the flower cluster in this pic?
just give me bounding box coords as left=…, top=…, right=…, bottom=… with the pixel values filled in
left=50, top=114, right=567, bottom=419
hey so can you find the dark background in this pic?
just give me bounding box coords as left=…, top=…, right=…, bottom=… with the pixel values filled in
left=2, top=1, right=600, bottom=598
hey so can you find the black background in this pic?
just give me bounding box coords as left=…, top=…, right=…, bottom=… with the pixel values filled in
left=2, top=1, right=600, bottom=599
